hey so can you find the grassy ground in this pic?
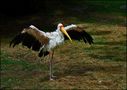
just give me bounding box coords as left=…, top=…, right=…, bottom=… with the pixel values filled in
left=1, top=0, right=126, bottom=89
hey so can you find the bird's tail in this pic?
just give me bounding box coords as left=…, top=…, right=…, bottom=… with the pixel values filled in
left=38, top=49, right=49, bottom=57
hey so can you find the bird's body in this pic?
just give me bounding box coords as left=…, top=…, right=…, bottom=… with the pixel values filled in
left=43, top=24, right=77, bottom=51
left=44, top=29, right=64, bottom=51
left=10, top=23, right=93, bottom=80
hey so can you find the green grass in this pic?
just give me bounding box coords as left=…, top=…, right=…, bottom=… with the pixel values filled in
left=0, top=51, right=50, bottom=89
left=1, top=51, right=48, bottom=72
left=1, top=23, right=126, bottom=89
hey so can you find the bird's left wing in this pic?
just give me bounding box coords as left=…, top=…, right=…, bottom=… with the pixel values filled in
left=64, top=25, right=93, bottom=44
left=10, top=25, right=49, bottom=51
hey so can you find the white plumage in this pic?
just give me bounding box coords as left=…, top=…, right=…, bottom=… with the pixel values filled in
left=10, top=23, right=93, bottom=80
left=44, top=24, right=76, bottom=51
left=29, top=23, right=76, bottom=52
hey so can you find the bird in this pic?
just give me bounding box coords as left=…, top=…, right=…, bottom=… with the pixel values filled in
left=10, top=23, right=93, bottom=80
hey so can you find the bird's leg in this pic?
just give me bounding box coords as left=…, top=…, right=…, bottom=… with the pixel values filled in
left=51, top=50, right=56, bottom=78
left=49, top=52, right=53, bottom=80
left=49, top=50, right=55, bottom=80
left=49, top=51, right=53, bottom=80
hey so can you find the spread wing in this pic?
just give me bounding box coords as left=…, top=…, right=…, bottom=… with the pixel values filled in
left=10, top=25, right=49, bottom=51
left=64, top=25, right=93, bottom=44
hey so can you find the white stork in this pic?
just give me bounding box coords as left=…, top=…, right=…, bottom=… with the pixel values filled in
left=10, top=23, right=93, bottom=80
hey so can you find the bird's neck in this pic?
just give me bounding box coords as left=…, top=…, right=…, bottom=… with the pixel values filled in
left=56, top=29, right=63, bottom=36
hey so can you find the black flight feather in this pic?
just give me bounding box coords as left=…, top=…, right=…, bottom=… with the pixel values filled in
left=10, top=33, right=42, bottom=51
left=64, top=27, right=93, bottom=44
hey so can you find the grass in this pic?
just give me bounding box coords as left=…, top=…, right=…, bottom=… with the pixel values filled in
left=1, top=22, right=126, bottom=89
left=1, top=0, right=126, bottom=89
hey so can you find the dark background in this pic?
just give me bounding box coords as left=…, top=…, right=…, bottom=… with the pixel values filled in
left=1, top=0, right=82, bottom=17
left=0, top=0, right=83, bottom=32
left=0, top=0, right=89, bottom=36
left=0, top=0, right=126, bottom=37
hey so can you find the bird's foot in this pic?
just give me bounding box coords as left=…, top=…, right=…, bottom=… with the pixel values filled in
left=50, top=78, right=54, bottom=80
left=52, top=75, right=56, bottom=78
left=49, top=75, right=57, bottom=80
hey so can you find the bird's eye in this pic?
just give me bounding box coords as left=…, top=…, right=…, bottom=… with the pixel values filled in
left=60, top=25, right=63, bottom=28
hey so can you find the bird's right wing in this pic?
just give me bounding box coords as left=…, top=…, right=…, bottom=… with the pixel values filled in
left=64, top=24, right=93, bottom=44
left=10, top=25, right=49, bottom=51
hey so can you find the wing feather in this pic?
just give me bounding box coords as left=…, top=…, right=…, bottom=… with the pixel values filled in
left=64, top=26, right=93, bottom=44
left=10, top=25, right=49, bottom=51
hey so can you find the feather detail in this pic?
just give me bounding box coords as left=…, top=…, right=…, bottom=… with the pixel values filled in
left=64, top=26, right=93, bottom=44
left=10, top=25, right=49, bottom=52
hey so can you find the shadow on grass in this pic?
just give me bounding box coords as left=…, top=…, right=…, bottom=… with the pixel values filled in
left=94, top=41, right=126, bottom=46
left=89, top=31, right=112, bottom=35
left=84, top=40, right=126, bottom=61
left=55, top=63, right=123, bottom=78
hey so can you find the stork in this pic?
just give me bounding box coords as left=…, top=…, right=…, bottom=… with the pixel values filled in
left=10, top=23, right=93, bottom=80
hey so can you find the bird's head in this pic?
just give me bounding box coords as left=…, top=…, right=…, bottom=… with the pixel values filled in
left=58, top=23, right=72, bottom=42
